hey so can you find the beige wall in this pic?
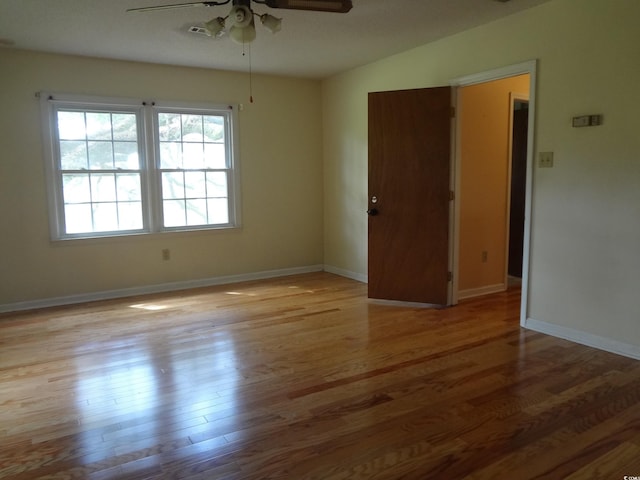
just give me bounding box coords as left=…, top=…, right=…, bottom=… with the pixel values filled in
left=458, top=74, right=530, bottom=293
left=322, top=0, right=640, bottom=352
left=0, top=50, right=324, bottom=307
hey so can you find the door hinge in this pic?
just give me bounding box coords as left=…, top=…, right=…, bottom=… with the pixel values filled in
left=449, top=190, right=455, bottom=201
left=450, top=106, right=456, bottom=118
left=448, top=271, right=453, bottom=282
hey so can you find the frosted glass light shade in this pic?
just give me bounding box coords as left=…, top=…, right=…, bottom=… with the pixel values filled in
left=204, top=17, right=226, bottom=37
left=260, top=14, right=282, bottom=34
left=229, top=20, right=256, bottom=44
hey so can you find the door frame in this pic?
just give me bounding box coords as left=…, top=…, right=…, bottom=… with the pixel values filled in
left=449, top=60, right=537, bottom=327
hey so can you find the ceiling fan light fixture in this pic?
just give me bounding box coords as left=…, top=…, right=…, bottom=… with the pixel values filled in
left=132, top=0, right=353, bottom=46
left=203, top=16, right=227, bottom=37
left=260, top=13, right=282, bottom=34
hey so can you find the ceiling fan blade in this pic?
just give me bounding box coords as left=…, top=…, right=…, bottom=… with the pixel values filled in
left=127, top=1, right=230, bottom=13
left=260, top=0, right=352, bottom=13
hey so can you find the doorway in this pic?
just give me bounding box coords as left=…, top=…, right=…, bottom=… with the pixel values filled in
left=456, top=74, right=530, bottom=299
left=451, top=60, right=537, bottom=326
left=365, top=61, right=536, bottom=323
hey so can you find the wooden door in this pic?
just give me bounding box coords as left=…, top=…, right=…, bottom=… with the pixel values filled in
left=368, top=87, right=451, bottom=305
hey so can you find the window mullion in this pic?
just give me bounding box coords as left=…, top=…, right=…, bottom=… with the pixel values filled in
left=141, top=103, right=159, bottom=233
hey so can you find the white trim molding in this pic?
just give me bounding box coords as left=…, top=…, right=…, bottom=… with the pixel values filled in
left=524, top=317, right=640, bottom=361
left=0, top=265, right=324, bottom=314
left=450, top=60, right=537, bottom=87
left=323, top=264, right=368, bottom=284
left=458, top=283, right=506, bottom=301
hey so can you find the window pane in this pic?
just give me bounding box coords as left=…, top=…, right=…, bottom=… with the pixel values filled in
left=182, top=114, right=203, bottom=140
left=114, top=142, right=139, bottom=169
left=91, top=174, right=117, bottom=202
left=162, top=172, right=185, bottom=200
left=58, top=111, right=86, bottom=140
left=207, top=198, right=229, bottom=224
left=86, top=112, right=112, bottom=140
left=65, top=203, right=92, bottom=233
left=118, top=202, right=143, bottom=230
left=116, top=174, right=142, bottom=201
left=46, top=97, right=238, bottom=239
left=185, top=171, right=206, bottom=198
left=158, top=113, right=181, bottom=141
left=183, top=143, right=204, bottom=169
left=88, top=141, right=114, bottom=169
left=186, top=199, right=207, bottom=226
left=159, top=142, right=182, bottom=169
left=163, top=199, right=186, bottom=227
left=204, top=143, right=226, bottom=169
left=112, top=113, right=137, bottom=141
left=63, top=174, right=91, bottom=203
left=92, top=203, right=119, bottom=232
left=60, top=141, right=88, bottom=170
left=203, top=115, right=224, bottom=141
left=206, top=172, right=228, bottom=198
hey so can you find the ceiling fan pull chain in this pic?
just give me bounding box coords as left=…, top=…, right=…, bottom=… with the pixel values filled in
left=248, top=43, right=254, bottom=103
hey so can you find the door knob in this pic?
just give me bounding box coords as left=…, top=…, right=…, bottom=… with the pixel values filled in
left=367, top=208, right=379, bottom=216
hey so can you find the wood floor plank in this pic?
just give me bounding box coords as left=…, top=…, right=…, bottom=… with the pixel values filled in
left=0, top=272, right=639, bottom=479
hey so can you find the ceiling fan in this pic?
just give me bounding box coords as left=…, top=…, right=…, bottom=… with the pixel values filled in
left=127, top=0, right=353, bottom=44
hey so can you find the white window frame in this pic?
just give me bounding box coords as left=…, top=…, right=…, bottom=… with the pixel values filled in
left=40, top=93, right=241, bottom=241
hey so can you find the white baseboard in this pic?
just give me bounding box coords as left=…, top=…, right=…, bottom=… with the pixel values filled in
left=524, top=317, right=640, bottom=361
left=323, top=264, right=368, bottom=284
left=458, top=283, right=506, bottom=300
left=0, top=265, right=324, bottom=314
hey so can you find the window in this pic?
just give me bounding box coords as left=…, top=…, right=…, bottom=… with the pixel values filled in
left=40, top=93, right=240, bottom=240
left=55, top=109, right=144, bottom=234
left=156, top=111, right=230, bottom=227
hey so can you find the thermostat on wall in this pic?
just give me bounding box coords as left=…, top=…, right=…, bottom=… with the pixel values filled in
left=572, top=114, right=603, bottom=127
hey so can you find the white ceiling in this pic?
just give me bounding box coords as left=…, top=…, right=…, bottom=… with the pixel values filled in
left=0, top=0, right=552, bottom=79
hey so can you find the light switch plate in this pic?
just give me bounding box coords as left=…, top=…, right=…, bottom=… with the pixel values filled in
left=539, top=152, right=554, bottom=168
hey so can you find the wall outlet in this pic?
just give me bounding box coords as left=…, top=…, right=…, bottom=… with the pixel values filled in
left=162, top=249, right=170, bottom=261
left=539, top=152, right=554, bottom=168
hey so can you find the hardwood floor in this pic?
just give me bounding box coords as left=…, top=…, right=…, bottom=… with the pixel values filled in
left=1, top=272, right=639, bottom=479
